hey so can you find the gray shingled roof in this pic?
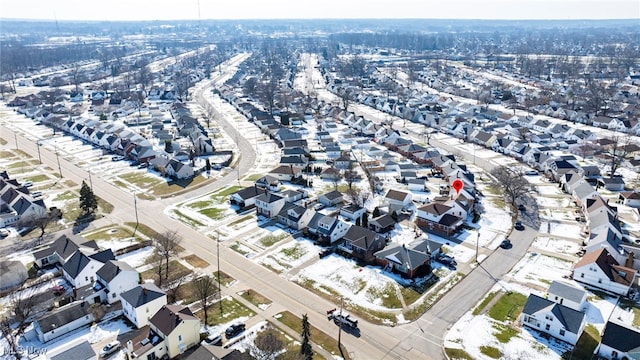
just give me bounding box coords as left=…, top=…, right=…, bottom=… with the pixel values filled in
left=548, top=281, right=586, bottom=305
left=601, top=320, right=640, bottom=352
left=36, top=301, right=92, bottom=333
left=49, top=340, right=95, bottom=360
left=121, top=283, right=166, bottom=308
left=522, top=294, right=585, bottom=334
left=96, top=260, right=135, bottom=283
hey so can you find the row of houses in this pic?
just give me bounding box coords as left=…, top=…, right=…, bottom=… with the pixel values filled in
left=0, top=171, right=47, bottom=227
left=27, top=233, right=204, bottom=359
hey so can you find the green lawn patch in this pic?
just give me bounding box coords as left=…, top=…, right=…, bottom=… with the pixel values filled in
left=213, top=271, right=235, bottom=287
left=473, top=291, right=499, bottom=315
left=488, top=291, right=527, bottom=322
left=619, top=299, right=640, bottom=327
left=53, top=190, right=76, bottom=201
left=566, top=324, right=600, bottom=360
left=399, top=285, right=422, bottom=306
left=366, top=283, right=402, bottom=309
left=493, top=323, right=519, bottom=343
left=238, top=289, right=272, bottom=308
left=229, top=215, right=253, bottom=227
left=480, top=345, right=502, bottom=359
left=281, top=242, right=306, bottom=260
left=84, top=226, right=140, bottom=242
left=25, top=174, right=49, bottom=183
left=259, top=233, right=289, bottom=248
left=124, top=222, right=162, bottom=239
left=212, top=185, right=243, bottom=198
left=445, top=348, right=474, bottom=360
left=199, top=207, right=226, bottom=220
left=141, top=260, right=191, bottom=285
left=119, top=172, right=164, bottom=189
left=230, top=242, right=250, bottom=256
left=195, top=296, right=255, bottom=325
left=243, top=174, right=263, bottom=182
left=172, top=209, right=205, bottom=227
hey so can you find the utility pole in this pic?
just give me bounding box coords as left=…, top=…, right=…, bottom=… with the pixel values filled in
left=14, top=133, right=18, bottom=150
left=476, top=232, right=480, bottom=263
left=36, top=140, right=42, bottom=164
left=217, top=231, right=223, bottom=315
left=87, top=170, right=93, bottom=191
left=132, top=192, right=139, bottom=237
left=337, top=296, right=343, bottom=351
left=55, top=147, right=62, bottom=178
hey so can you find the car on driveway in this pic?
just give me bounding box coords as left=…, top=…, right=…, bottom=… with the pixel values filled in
left=435, top=253, right=457, bottom=268
left=517, top=204, right=526, bottom=212
left=514, top=221, right=524, bottom=231
left=51, top=285, right=65, bottom=296
left=100, top=341, right=121, bottom=358
left=225, top=322, right=245, bottom=339
left=205, top=332, right=222, bottom=345
left=500, top=239, right=512, bottom=249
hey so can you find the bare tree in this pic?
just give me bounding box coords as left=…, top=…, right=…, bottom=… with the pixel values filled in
left=489, top=166, right=533, bottom=209
left=15, top=212, right=55, bottom=239
left=89, top=303, right=106, bottom=322
left=149, top=250, right=164, bottom=287
left=153, top=231, right=182, bottom=279
left=0, top=316, right=22, bottom=359
left=605, top=135, right=633, bottom=178
left=194, top=275, right=216, bottom=326
left=166, top=271, right=192, bottom=303
left=252, top=327, right=285, bottom=360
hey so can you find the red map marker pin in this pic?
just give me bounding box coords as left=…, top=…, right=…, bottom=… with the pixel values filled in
left=452, top=179, right=463, bottom=194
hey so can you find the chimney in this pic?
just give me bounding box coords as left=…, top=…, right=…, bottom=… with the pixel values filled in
left=73, top=287, right=77, bottom=299
left=626, top=252, right=635, bottom=268
left=143, top=286, right=148, bottom=295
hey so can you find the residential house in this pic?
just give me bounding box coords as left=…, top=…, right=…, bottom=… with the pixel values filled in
left=598, top=177, right=626, bottom=191
left=340, top=226, right=385, bottom=263
left=127, top=305, right=201, bottom=359
left=255, top=193, right=286, bottom=218
left=62, top=249, right=115, bottom=289
left=384, top=189, right=412, bottom=215
left=94, top=260, right=139, bottom=304
left=521, top=294, right=586, bottom=345
left=596, top=320, right=640, bottom=360
left=33, top=234, right=99, bottom=268
left=619, top=191, right=640, bottom=208
left=318, top=190, right=344, bottom=207
left=268, top=165, right=303, bottom=182
left=339, top=204, right=366, bottom=223
left=121, top=283, right=168, bottom=329
left=34, top=301, right=94, bottom=342
left=374, top=241, right=431, bottom=278
left=315, top=215, right=350, bottom=244
left=255, top=175, right=281, bottom=192
left=572, top=248, right=637, bottom=296
left=416, top=203, right=463, bottom=235
left=276, top=203, right=314, bottom=231
left=229, top=186, right=266, bottom=209
left=368, top=214, right=396, bottom=234
left=547, top=281, right=587, bottom=312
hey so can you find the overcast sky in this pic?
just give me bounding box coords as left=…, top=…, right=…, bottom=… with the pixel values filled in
left=2, top=0, right=639, bottom=21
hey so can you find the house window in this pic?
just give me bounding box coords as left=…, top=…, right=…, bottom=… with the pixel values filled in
left=545, top=324, right=550, bottom=331
left=178, top=335, right=182, bottom=341
left=559, top=329, right=565, bottom=336
left=611, top=351, right=618, bottom=359
left=112, top=293, right=116, bottom=298
left=598, top=279, right=602, bottom=284
left=580, top=273, right=584, bottom=278
left=85, top=276, right=89, bottom=281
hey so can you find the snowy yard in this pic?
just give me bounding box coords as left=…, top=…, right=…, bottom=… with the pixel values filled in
left=532, top=237, right=581, bottom=255
left=540, top=221, right=586, bottom=240
left=257, top=238, right=319, bottom=273
left=509, top=252, right=574, bottom=290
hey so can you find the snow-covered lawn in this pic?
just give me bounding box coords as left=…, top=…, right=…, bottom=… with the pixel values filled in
left=536, top=184, right=565, bottom=196
left=532, top=237, right=581, bottom=255
left=293, top=256, right=410, bottom=311
left=509, top=253, right=574, bottom=289
left=536, top=197, right=572, bottom=208
left=541, top=222, right=586, bottom=240
left=258, top=239, right=319, bottom=273
left=116, top=246, right=154, bottom=269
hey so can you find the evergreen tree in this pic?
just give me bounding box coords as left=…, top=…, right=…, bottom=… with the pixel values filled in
left=79, top=181, right=97, bottom=215
left=300, top=314, right=313, bottom=360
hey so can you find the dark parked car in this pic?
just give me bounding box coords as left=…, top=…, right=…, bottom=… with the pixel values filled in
left=517, top=204, right=526, bottom=212
left=500, top=239, right=512, bottom=249
left=514, top=221, right=524, bottom=231
left=435, top=253, right=457, bottom=267
left=225, top=322, right=245, bottom=339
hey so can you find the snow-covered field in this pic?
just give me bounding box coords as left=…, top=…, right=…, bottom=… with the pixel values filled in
left=258, top=238, right=319, bottom=273
left=541, top=221, right=585, bottom=240
left=532, top=237, right=581, bottom=255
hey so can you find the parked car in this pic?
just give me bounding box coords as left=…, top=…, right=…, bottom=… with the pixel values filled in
left=31, top=191, right=42, bottom=198
left=22, top=181, right=33, bottom=188
left=517, top=204, right=526, bottom=212
left=111, top=155, right=125, bottom=161
left=500, top=239, right=512, bottom=249
left=0, top=229, right=9, bottom=238
left=435, top=253, right=457, bottom=267
left=225, top=322, right=245, bottom=339
left=524, top=170, right=538, bottom=176
left=137, top=163, right=148, bottom=169
left=100, top=341, right=121, bottom=358
left=319, top=248, right=333, bottom=258
left=514, top=221, right=524, bottom=231
left=205, top=332, right=222, bottom=345
left=51, top=285, right=65, bottom=296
